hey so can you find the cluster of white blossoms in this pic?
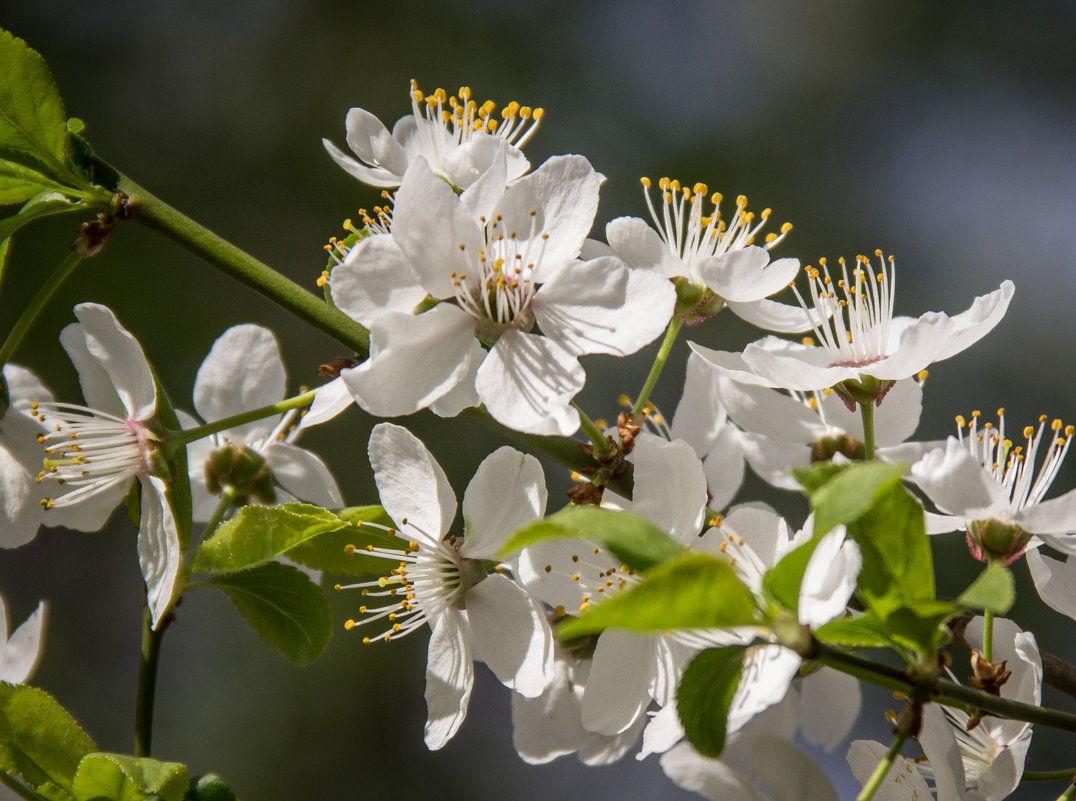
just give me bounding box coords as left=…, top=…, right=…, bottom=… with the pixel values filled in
left=5, top=78, right=1075, bottom=801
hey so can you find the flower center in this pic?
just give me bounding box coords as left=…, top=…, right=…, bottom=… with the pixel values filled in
left=339, top=518, right=473, bottom=644
left=793, top=250, right=895, bottom=368
left=32, top=401, right=158, bottom=509
left=452, top=211, right=547, bottom=341
left=640, top=176, right=791, bottom=277
left=957, top=408, right=1073, bottom=514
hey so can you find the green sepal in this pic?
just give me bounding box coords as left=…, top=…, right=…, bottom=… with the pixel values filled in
left=0, top=682, right=97, bottom=801
left=556, top=552, right=759, bottom=639
left=957, top=560, right=1016, bottom=615
left=201, top=561, right=333, bottom=666
left=0, top=190, right=86, bottom=240
left=72, top=753, right=187, bottom=801
left=814, top=613, right=893, bottom=649
left=676, top=647, right=748, bottom=758
left=285, top=505, right=402, bottom=578
left=192, top=503, right=352, bottom=574
left=800, top=460, right=907, bottom=536
left=500, top=505, right=684, bottom=572
left=184, top=774, right=239, bottom=801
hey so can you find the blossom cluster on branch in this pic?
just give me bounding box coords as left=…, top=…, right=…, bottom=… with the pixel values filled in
left=2, top=28, right=1076, bottom=801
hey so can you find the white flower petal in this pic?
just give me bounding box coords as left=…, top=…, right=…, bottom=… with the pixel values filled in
left=605, top=216, right=683, bottom=278
left=264, top=441, right=343, bottom=508
left=799, top=667, right=861, bottom=751
left=423, top=607, right=474, bottom=750
left=911, top=439, right=1010, bottom=519
left=799, top=528, right=860, bottom=628
left=1027, top=549, right=1076, bottom=622
left=847, top=741, right=933, bottom=801
left=345, top=106, right=410, bottom=177
left=727, top=644, right=801, bottom=734
left=660, top=742, right=769, bottom=801
left=462, top=447, right=546, bottom=559
left=73, top=304, right=156, bottom=421
left=298, top=377, right=353, bottom=430
left=751, top=735, right=840, bottom=801
left=670, top=351, right=727, bottom=456
left=581, top=631, right=655, bottom=735
left=738, top=432, right=808, bottom=491
left=458, top=138, right=508, bottom=221
left=533, top=256, right=675, bottom=357
left=0, top=600, right=45, bottom=684
left=0, top=440, right=41, bottom=548
left=688, top=341, right=782, bottom=388
left=724, top=297, right=818, bottom=334
left=467, top=574, right=555, bottom=697
left=716, top=374, right=826, bottom=444
left=638, top=701, right=685, bottom=760
left=329, top=235, right=426, bottom=328
left=194, top=325, right=285, bottom=438
left=1016, top=488, right=1076, bottom=535
left=918, top=703, right=968, bottom=801
left=322, top=137, right=397, bottom=188
left=703, top=427, right=747, bottom=510
left=59, top=323, right=124, bottom=418
left=139, top=476, right=181, bottom=630
left=630, top=434, right=707, bottom=543
left=476, top=330, right=583, bottom=436
left=697, top=249, right=799, bottom=303
left=368, top=422, right=456, bottom=543
left=428, top=339, right=484, bottom=418
left=510, top=660, right=586, bottom=764
left=343, top=305, right=476, bottom=417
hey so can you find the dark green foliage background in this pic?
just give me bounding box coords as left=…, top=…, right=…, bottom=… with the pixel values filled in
left=2, top=2, right=1076, bottom=799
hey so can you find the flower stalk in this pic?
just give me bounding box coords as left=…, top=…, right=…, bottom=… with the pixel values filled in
left=632, top=315, right=684, bottom=416
left=164, top=389, right=317, bottom=458
left=0, top=250, right=84, bottom=368
left=134, top=604, right=171, bottom=757
left=854, top=730, right=909, bottom=801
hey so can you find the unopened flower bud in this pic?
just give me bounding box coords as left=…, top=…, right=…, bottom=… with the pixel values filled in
left=204, top=443, right=276, bottom=505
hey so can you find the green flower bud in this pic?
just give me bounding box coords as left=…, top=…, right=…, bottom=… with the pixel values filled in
left=965, top=518, right=1032, bottom=565
left=204, top=443, right=276, bottom=506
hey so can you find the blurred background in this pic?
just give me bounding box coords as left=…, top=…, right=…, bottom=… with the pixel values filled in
left=2, top=1, right=1076, bottom=798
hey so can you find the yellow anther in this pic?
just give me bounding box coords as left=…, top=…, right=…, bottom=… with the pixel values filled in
left=344, top=544, right=356, bottom=554
left=1054, top=419, right=1064, bottom=431
left=344, top=619, right=356, bottom=631
left=553, top=605, right=566, bottom=617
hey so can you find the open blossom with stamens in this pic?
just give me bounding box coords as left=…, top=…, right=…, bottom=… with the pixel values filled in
left=31, top=303, right=180, bottom=629
left=595, top=177, right=811, bottom=332
left=179, top=325, right=341, bottom=519
left=325, top=153, right=675, bottom=435
left=692, top=253, right=1013, bottom=403
left=1, top=365, right=59, bottom=547
left=336, top=423, right=556, bottom=749
left=323, top=81, right=540, bottom=190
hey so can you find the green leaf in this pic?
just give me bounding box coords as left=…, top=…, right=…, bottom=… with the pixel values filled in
left=284, top=505, right=403, bottom=578
left=0, top=156, right=63, bottom=205
left=191, top=503, right=350, bottom=574
left=0, top=683, right=96, bottom=801
left=72, top=753, right=187, bottom=801
left=556, top=552, right=759, bottom=639
left=814, top=613, right=893, bottom=649
left=184, top=774, right=239, bottom=801
left=808, top=461, right=907, bottom=536
left=883, top=599, right=959, bottom=653
left=0, top=190, right=85, bottom=240
left=676, top=647, right=747, bottom=758
left=0, top=235, right=10, bottom=295
left=792, top=462, right=846, bottom=494
left=203, top=561, right=333, bottom=665
left=957, top=561, right=1015, bottom=614
left=848, top=482, right=933, bottom=618
left=761, top=534, right=826, bottom=614
left=0, top=30, right=69, bottom=171
left=501, top=505, right=684, bottom=572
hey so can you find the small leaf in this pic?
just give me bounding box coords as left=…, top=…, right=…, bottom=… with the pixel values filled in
left=809, top=461, right=907, bottom=536
left=957, top=560, right=1015, bottom=614
left=677, top=647, right=747, bottom=758
left=191, top=503, right=349, bottom=574
left=0, top=190, right=85, bottom=240
left=0, top=683, right=96, bottom=801
left=73, top=753, right=187, bottom=801
left=761, top=534, right=826, bottom=614
left=203, top=561, right=332, bottom=665
left=285, top=505, right=403, bottom=578
left=0, top=156, right=62, bottom=205
left=556, top=552, right=759, bottom=639
left=501, top=505, right=684, bottom=571
left=0, top=30, right=69, bottom=170
left=814, top=613, right=893, bottom=649
left=184, top=774, right=239, bottom=801
left=792, top=462, right=845, bottom=494
left=884, top=600, right=959, bottom=653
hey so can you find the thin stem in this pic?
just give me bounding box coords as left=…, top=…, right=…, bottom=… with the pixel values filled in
left=0, top=772, right=51, bottom=801
left=0, top=250, right=84, bottom=366
left=134, top=604, right=170, bottom=757
left=860, top=400, right=876, bottom=460
left=813, top=641, right=1076, bottom=733
left=1058, top=776, right=1076, bottom=801
left=1026, top=770, right=1076, bottom=783
left=573, top=402, right=613, bottom=457
left=631, top=316, right=684, bottom=416
left=982, top=608, right=994, bottom=662
left=111, top=168, right=369, bottom=357
left=164, top=389, right=316, bottom=457
left=855, top=730, right=909, bottom=801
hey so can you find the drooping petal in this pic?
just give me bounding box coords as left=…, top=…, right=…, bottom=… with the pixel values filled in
left=670, top=351, right=728, bottom=456
left=342, top=305, right=476, bottom=418
left=461, top=447, right=546, bottom=559
left=799, top=528, right=860, bottom=629
left=910, top=439, right=1011, bottom=519
left=532, top=256, right=675, bottom=357
left=298, top=377, right=353, bottom=430
left=1027, top=549, right=1076, bottom=622
left=630, top=434, right=707, bottom=544
left=322, top=137, right=398, bottom=188
left=0, top=600, right=45, bottom=684
left=329, top=235, right=426, bottom=328
left=467, top=574, right=555, bottom=697
left=660, top=742, right=769, bottom=801
left=194, top=325, right=285, bottom=442
left=510, top=659, right=586, bottom=764
left=799, top=667, right=861, bottom=751
left=476, top=330, right=584, bottom=436
left=494, top=155, right=603, bottom=283
left=423, top=607, right=474, bottom=750
left=918, top=703, right=968, bottom=801
left=265, top=441, right=343, bottom=508
left=696, top=249, right=799, bottom=303
left=368, top=422, right=456, bottom=543
left=73, top=304, right=157, bottom=421
left=581, top=630, right=655, bottom=735
left=138, top=476, right=182, bottom=630
left=1016, top=488, right=1076, bottom=535
left=345, top=105, right=411, bottom=177
left=751, top=735, right=840, bottom=801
